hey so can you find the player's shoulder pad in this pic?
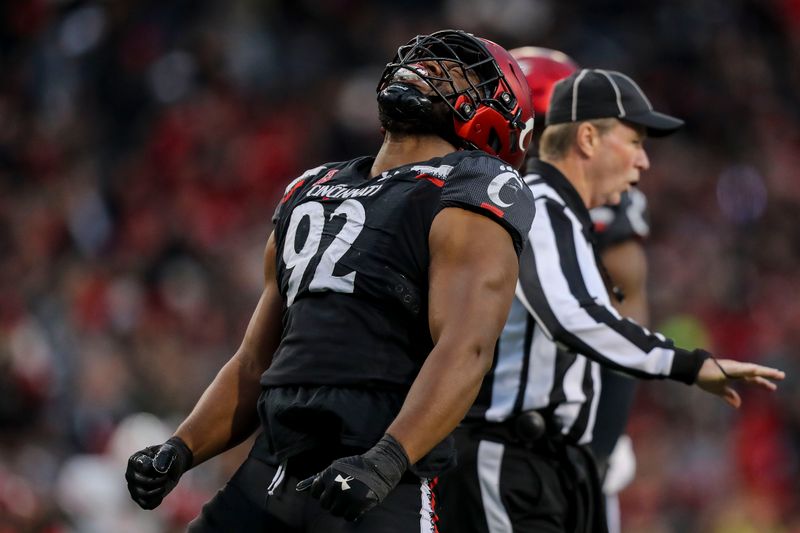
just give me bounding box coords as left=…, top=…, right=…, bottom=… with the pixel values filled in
left=590, top=188, right=650, bottom=248
left=438, top=150, right=535, bottom=255
left=272, top=159, right=356, bottom=224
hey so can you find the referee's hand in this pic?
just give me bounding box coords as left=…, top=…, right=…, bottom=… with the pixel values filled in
left=696, top=357, right=785, bottom=408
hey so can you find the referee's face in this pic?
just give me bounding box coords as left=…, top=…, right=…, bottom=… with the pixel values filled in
left=589, top=120, right=649, bottom=208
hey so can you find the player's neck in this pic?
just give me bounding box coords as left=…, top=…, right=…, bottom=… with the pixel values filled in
left=370, top=133, right=457, bottom=178
left=542, top=155, right=593, bottom=208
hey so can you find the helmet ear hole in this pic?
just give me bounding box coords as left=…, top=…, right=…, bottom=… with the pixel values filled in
left=487, top=129, right=502, bottom=154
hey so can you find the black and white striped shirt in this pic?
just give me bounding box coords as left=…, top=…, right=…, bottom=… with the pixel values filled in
left=468, top=159, right=706, bottom=444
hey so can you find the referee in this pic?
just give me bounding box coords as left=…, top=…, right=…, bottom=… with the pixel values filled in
left=510, top=48, right=649, bottom=531
left=436, top=69, right=785, bottom=533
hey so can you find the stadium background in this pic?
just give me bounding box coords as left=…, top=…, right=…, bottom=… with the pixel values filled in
left=1, top=0, right=798, bottom=531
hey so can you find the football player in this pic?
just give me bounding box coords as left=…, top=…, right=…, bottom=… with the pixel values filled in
left=126, top=29, right=536, bottom=532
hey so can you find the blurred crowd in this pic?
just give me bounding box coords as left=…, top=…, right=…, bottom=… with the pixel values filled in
left=0, top=0, right=798, bottom=531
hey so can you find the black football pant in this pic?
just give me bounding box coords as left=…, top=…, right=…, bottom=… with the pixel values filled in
left=591, top=368, right=637, bottom=470
left=436, top=426, right=607, bottom=533
left=187, top=452, right=438, bottom=532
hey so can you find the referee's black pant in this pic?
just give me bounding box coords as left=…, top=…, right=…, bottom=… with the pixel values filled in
left=437, top=424, right=607, bottom=533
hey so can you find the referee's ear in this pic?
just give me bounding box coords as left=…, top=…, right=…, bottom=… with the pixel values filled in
left=576, top=121, right=600, bottom=158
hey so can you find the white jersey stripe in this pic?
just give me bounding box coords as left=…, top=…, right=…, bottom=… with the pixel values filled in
left=477, top=441, right=513, bottom=533
left=555, top=355, right=588, bottom=436
left=485, top=298, right=528, bottom=421
left=521, top=323, right=555, bottom=410
left=581, top=361, right=603, bottom=444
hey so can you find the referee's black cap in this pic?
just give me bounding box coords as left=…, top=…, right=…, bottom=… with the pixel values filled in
left=545, top=69, right=684, bottom=137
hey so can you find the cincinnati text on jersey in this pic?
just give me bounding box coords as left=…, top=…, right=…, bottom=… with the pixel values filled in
left=305, top=183, right=384, bottom=199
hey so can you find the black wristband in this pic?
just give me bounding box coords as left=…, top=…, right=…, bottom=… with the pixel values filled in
left=670, top=347, right=711, bottom=384
left=363, top=433, right=409, bottom=486
left=166, top=436, right=194, bottom=471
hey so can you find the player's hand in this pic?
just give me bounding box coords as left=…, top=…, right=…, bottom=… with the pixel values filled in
left=296, top=434, right=409, bottom=521
left=696, top=357, right=785, bottom=408
left=126, top=436, right=193, bottom=510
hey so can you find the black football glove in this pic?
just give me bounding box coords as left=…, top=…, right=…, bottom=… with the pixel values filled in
left=125, top=436, right=193, bottom=510
left=296, top=434, right=410, bottom=521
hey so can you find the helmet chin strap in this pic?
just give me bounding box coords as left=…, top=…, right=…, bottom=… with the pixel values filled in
left=378, top=83, right=463, bottom=148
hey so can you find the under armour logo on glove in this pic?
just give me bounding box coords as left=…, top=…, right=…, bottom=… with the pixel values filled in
left=335, top=474, right=354, bottom=490
left=296, top=434, right=410, bottom=521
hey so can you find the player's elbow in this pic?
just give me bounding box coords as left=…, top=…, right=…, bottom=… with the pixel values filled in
left=476, top=343, right=496, bottom=375
left=435, top=334, right=497, bottom=377
left=463, top=338, right=498, bottom=376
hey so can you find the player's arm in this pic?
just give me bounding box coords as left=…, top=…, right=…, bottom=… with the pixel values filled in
left=296, top=207, right=519, bottom=521
left=602, top=238, right=649, bottom=325
left=386, top=207, right=518, bottom=461
left=520, top=200, right=699, bottom=380
left=126, top=232, right=284, bottom=510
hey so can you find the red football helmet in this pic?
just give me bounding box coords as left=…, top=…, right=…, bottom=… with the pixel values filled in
left=378, top=30, right=535, bottom=169
left=509, top=46, right=578, bottom=118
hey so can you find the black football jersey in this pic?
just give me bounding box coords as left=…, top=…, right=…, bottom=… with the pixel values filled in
left=589, top=188, right=650, bottom=251
left=263, top=150, right=535, bottom=389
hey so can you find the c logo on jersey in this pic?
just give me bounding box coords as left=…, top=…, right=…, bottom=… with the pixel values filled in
left=487, top=166, right=525, bottom=208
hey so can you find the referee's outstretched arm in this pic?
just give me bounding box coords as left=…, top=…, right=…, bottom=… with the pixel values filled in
left=517, top=197, right=784, bottom=404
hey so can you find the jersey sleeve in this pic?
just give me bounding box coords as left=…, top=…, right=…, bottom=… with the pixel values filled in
left=517, top=197, right=707, bottom=384
left=438, top=153, right=535, bottom=256
left=590, top=188, right=650, bottom=250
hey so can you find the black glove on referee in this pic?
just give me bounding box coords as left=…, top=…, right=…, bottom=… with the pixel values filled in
left=126, top=436, right=193, bottom=510
left=296, top=434, right=410, bottom=521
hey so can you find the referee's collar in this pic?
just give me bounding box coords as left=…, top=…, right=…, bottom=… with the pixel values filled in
left=527, top=158, right=593, bottom=230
